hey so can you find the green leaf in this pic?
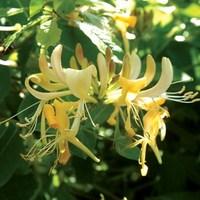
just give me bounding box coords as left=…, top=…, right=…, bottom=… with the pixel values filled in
left=76, top=21, right=122, bottom=53
left=36, top=18, right=62, bottom=49
left=53, top=0, right=76, bottom=17
left=0, top=122, right=23, bottom=187
left=0, top=67, right=11, bottom=102
left=90, top=103, right=114, bottom=124
left=29, top=0, right=44, bottom=17
left=114, top=121, right=139, bottom=160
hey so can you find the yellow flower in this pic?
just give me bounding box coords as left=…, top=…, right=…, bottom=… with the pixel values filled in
left=114, top=14, right=137, bottom=34
left=18, top=44, right=100, bottom=165
left=106, top=52, right=199, bottom=171
left=113, top=13, right=137, bottom=52
left=130, top=102, right=169, bottom=176
left=23, top=99, right=100, bottom=165
left=107, top=53, right=158, bottom=136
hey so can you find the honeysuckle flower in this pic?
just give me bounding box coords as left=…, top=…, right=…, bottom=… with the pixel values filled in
left=48, top=44, right=97, bottom=101
left=113, top=14, right=137, bottom=52
left=106, top=52, right=199, bottom=175
left=18, top=43, right=100, bottom=167
left=23, top=99, right=100, bottom=165
left=107, top=53, right=156, bottom=136
left=2, top=37, right=199, bottom=177
left=129, top=97, right=169, bottom=176
left=21, top=43, right=97, bottom=131
left=107, top=54, right=197, bottom=133
left=114, top=14, right=137, bottom=34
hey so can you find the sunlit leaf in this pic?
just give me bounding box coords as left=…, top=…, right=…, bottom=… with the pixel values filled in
left=114, top=121, right=139, bottom=160
left=29, top=0, right=44, bottom=17
left=36, top=18, right=62, bottom=49
left=76, top=21, right=122, bottom=53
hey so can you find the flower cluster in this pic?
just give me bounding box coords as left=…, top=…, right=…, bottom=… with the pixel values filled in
left=18, top=44, right=100, bottom=166
left=8, top=42, right=199, bottom=176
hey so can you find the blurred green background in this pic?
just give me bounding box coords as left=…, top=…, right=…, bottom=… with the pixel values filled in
left=0, top=0, right=200, bottom=199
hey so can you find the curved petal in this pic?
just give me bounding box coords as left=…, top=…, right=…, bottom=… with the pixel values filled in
left=64, top=65, right=97, bottom=99
left=138, top=57, right=173, bottom=97
left=25, top=76, right=71, bottom=100
left=51, top=44, right=66, bottom=84
left=67, top=136, right=100, bottom=162
left=144, top=55, right=156, bottom=86
left=30, top=73, right=66, bottom=91
left=39, top=54, right=59, bottom=82
left=130, top=52, right=141, bottom=79
left=160, top=120, right=166, bottom=141
left=119, top=76, right=146, bottom=93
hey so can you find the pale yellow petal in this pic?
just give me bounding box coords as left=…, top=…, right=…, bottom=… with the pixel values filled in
left=97, top=53, right=109, bottom=97
left=149, top=141, right=162, bottom=164
left=160, top=120, right=166, bottom=141
left=51, top=44, right=66, bottom=84
left=25, top=76, right=71, bottom=100
left=119, top=76, right=146, bottom=93
left=30, top=73, right=66, bottom=91
left=130, top=52, right=141, bottom=79
left=64, top=65, right=97, bottom=99
left=68, top=135, right=100, bottom=162
left=141, top=164, right=148, bottom=176
left=140, top=141, right=148, bottom=176
left=138, top=57, right=173, bottom=97
left=39, top=54, right=59, bottom=82
left=144, top=55, right=156, bottom=86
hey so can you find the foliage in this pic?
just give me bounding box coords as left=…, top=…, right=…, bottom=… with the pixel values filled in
left=0, top=0, right=200, bottom=199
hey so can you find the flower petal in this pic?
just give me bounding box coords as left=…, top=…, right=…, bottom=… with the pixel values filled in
left=30, top=73, right=66, bottom=91
left=138, top=57, right=173, bottom=97
left=144, top=55, right=156, bottom=86
left=68, top=136, right=100, bottom=162
left=39, top=54, right=59, bottom=82
left=130, top=52, right=141, bottom=79
left=51, top=44, right=66, bottom=84
left=25, top=76, right=71, bottom=100
left=64, top=65, right=97, bottom=99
